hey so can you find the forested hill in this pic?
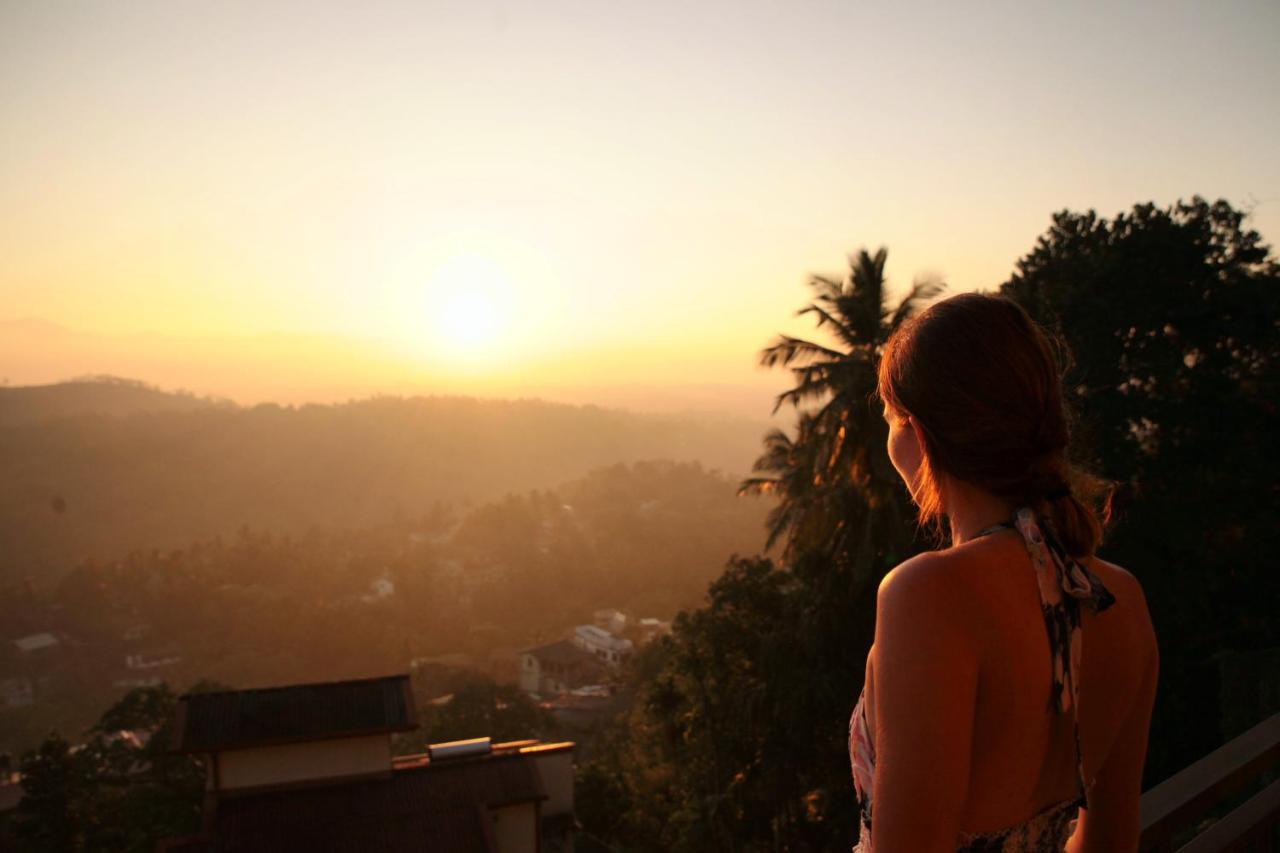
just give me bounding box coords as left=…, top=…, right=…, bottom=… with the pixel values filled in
left=0, top=375, right=235, bottom=426
left=0, top=380, right=771, bottom=586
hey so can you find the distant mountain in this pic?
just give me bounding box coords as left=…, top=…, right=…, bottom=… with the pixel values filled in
left=0, top=387, right=772, bottom=587
left=0, top=375, right=237, bottom=427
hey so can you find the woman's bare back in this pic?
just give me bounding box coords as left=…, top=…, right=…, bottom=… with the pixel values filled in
left=863, top=531, right=1158, bottom=842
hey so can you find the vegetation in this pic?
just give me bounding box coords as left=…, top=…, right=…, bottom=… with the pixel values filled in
left=400, top=669, right=562, bottom=750
left=12, top=685, right=204, bottom=853
left=6, top=196, right=1275, bottom=851
left=577, top=197, right=1279, bottom=851
left=580, top=248, right=939, bottom=850
left=0, top=392, right=767, bottom=588
left=0, top=459, right=767, bottom=759
left=1000, top=196, right=1280, bottom=777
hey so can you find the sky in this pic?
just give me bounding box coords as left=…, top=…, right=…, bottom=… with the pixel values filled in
left=3, top=0, right=1278, bottom=415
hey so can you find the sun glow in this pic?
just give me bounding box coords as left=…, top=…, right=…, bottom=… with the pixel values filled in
left=425, top=255, right=514, bottom=361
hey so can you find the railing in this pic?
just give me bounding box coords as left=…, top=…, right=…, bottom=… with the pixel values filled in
left=1139, top=712, right=1280, bottom=852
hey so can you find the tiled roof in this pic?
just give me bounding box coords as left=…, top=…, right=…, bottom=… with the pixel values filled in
left=211, top=752, right=547, bottom=851
left=519, top=639, right=607, bottom=670
left=174, top=674, right=415, bottom=752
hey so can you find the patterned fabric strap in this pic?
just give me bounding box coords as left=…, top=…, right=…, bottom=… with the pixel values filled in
left=1011, top=507, right=1116, bottom=713
left=1011, top=506, right=1116, bottom=805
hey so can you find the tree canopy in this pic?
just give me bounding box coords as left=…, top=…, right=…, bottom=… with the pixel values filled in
left=582, top=198, right=1279, bottom=850
left=1001, top=196, right=1280, bottom=779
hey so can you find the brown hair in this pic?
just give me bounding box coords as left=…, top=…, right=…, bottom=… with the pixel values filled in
left=876, top=292, right=1108, bottom=558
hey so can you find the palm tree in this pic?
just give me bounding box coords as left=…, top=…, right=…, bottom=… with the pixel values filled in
left=739, top=247, right=943, bottom=583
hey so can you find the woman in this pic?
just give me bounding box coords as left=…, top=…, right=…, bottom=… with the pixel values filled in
left=849, top=293, right=1159, bottom=852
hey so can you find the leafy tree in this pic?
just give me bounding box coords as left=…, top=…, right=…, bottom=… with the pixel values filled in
left=582, top=557, right=804, bottom=851
left=409, top=673, right=560, bottom=748
left=13, top=685, right=204, bottom=853
left=583, top=206, right=1278, bottom=850
left=1001, top=196, right=1280, bottom=783
left=12, top=733, right=89, bottom=852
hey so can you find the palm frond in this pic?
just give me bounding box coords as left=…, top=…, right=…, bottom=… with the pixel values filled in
left=758, top=335, right=846, bottom=369
left=807, top=273, right=846, bottom=303
left=772, top=364, right=843, bottom=412
left=888, top=275, right=946, bottom=330
left=795, top=303, right=861, bottom=349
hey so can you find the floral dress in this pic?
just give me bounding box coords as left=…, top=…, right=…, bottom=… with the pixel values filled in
left=849, top=507, right=1117, bottom=852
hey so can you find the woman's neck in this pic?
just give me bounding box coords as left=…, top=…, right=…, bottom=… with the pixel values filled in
left=944, top=478, right=1017, bottom=546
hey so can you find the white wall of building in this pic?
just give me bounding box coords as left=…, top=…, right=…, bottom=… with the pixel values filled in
left=214, top=734, right=391, bottom=791
left=529, top=749, right=574, bottom=817
left=573, top=625, right=633, bottom=666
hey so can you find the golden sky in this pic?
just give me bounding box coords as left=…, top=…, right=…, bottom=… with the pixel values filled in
left=3, top=1, right=1278, bottom=414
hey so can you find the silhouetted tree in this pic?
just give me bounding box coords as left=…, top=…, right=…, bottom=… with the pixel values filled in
left=581, top=249, right=944, bottom=851
left=409, top=673, right=559, bottom=748
left=14, top=684, right=204, bottom=853
left=1002, top=196, right=1280, bottom=784
left=740, top=247, right=939, bottom=584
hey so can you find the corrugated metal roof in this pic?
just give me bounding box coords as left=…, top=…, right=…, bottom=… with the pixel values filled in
left=175, top=674, right=415, bottom=752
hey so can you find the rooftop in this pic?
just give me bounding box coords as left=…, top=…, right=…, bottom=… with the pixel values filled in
left=185, top=739, right=574, bottom=852
left=519, top=639, right=607, bottom=670
left=12, top=632, right=58, bottom=652
left=173, top=673, right=415, bottom=753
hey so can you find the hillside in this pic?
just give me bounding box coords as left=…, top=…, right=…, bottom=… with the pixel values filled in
left=0, top=375, right=235, bottom=426
left=0, top=458, right=774, bottom=757
left=0, top=380, right=772, bottom=586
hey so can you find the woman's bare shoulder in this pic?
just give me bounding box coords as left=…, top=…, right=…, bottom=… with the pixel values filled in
left=1083, top=555, right=1159, bottom=665
left=875, top=550, right=985, bottom=652
left=1086, top=556, right=1147, bottom=615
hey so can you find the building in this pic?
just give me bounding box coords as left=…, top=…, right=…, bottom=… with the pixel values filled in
left=11, top=633, right=58, bottom=655
left=124, top=651, right=182, bottom=671
left=634, top=617, right=672, bottom=645
left=572, top=625, right=632, bottom=667
left=166, top=674, right=576, bottom=852
left=518, top=640, right=610, bottom=696
left=539, top=686, right=624, bottom=733
left=592, top=609, right=627, bottom=635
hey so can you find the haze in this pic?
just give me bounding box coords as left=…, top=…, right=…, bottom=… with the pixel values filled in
left=3, top=0, right=1278, bottom=415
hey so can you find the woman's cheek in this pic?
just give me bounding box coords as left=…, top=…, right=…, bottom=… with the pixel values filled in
left=887, top=423, right=921, bottom=486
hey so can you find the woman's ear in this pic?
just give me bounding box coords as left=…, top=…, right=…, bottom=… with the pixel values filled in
left=908, top=415, right=927, bottom=452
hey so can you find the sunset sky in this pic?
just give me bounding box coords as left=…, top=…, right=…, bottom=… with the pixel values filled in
left=3, top=0, right=1278, bottom=414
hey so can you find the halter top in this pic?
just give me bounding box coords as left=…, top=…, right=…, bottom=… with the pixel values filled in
left=849, top=507, right=1117, bottom=852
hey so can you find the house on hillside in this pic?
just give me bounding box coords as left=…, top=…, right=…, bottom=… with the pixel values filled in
left=573, top=625, right=632, bottom=667
left=164, top=673, right=576, bottom=853
left=518, top=640, right=609, bottom=696
left=11, top=632, right=58, bottom=656
left=124, top=650, right=182, bottom=671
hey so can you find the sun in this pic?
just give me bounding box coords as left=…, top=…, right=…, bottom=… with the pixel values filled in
left=426, top=255, right=513, bottom=358
left=440, top=291, right=500, bottom=347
